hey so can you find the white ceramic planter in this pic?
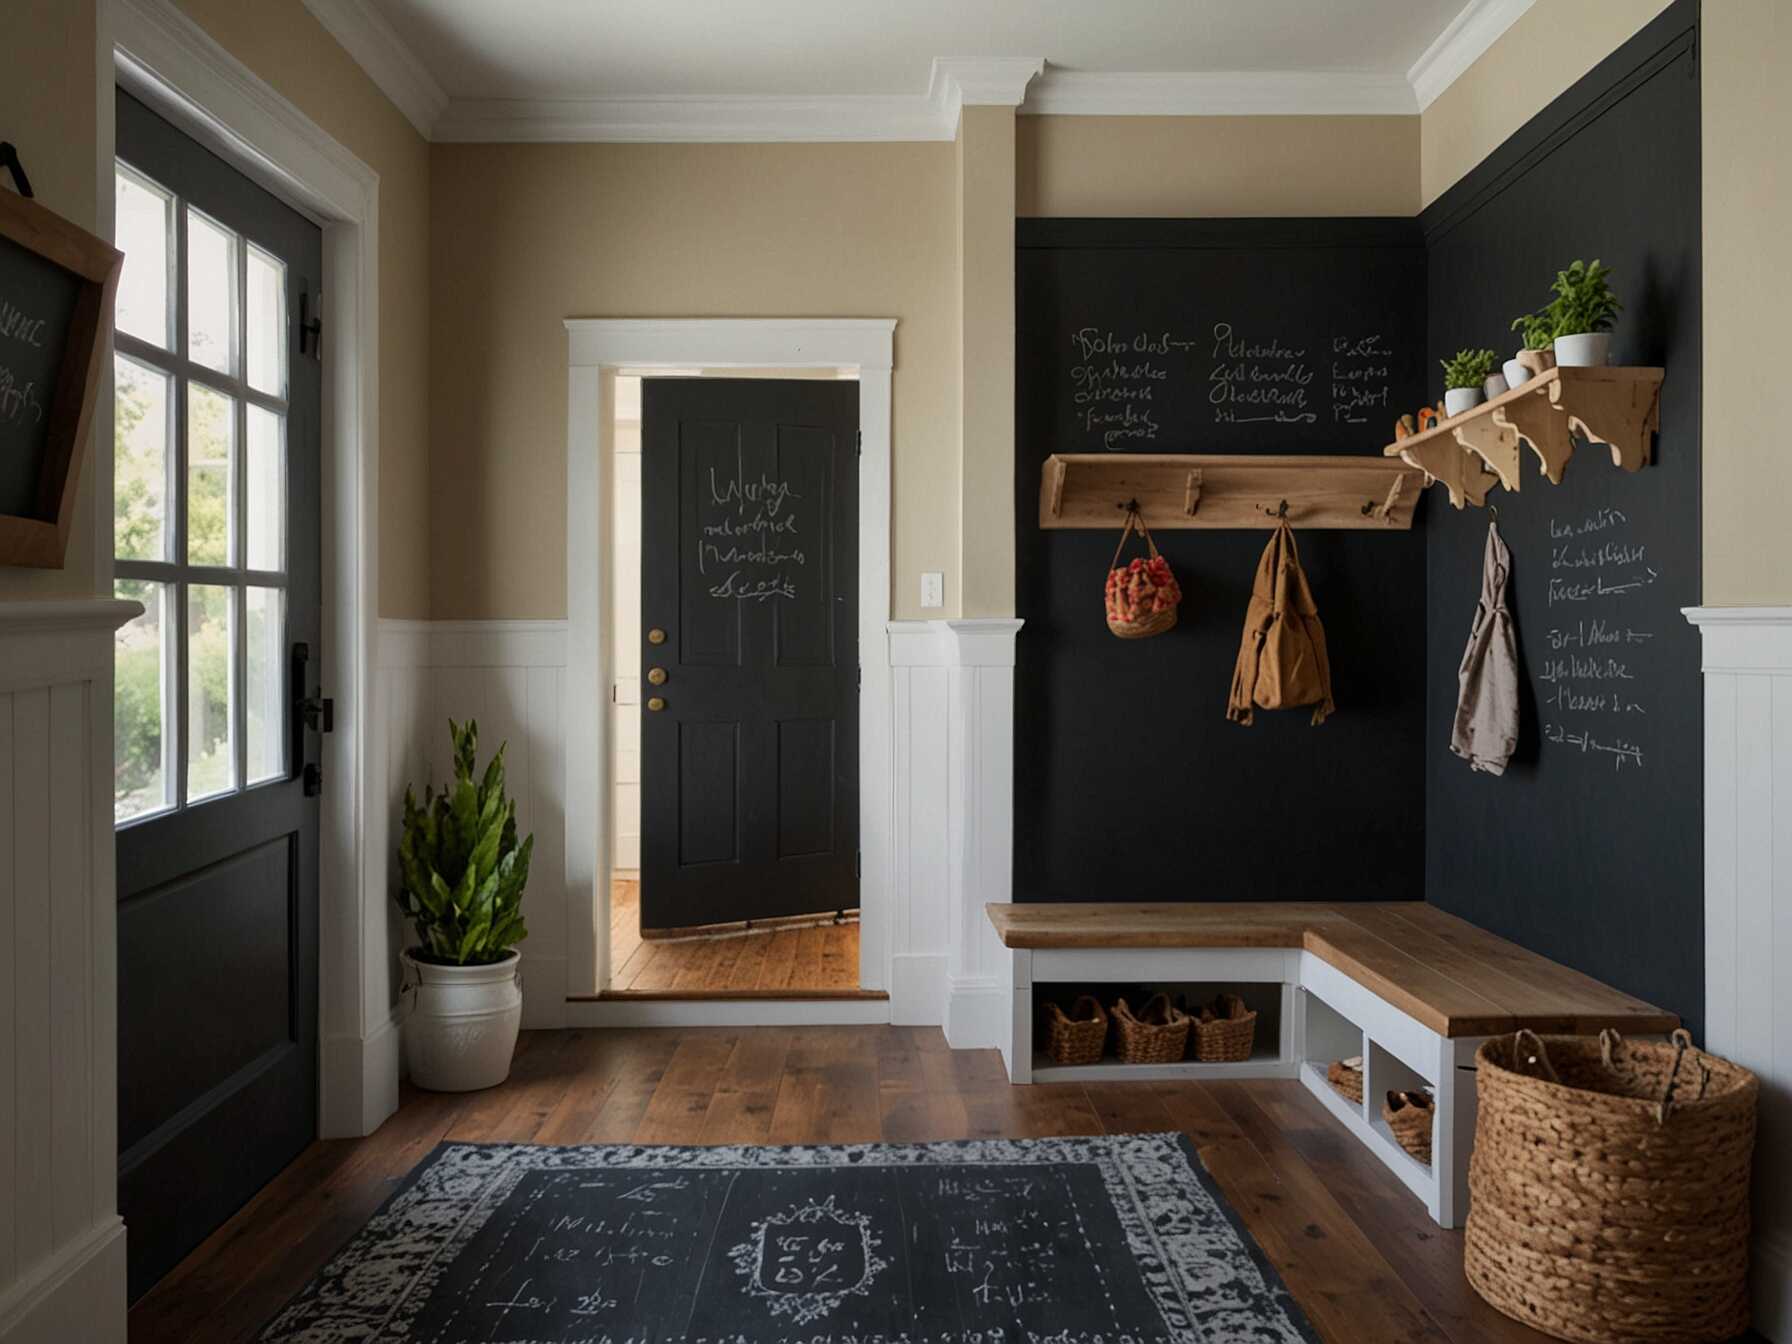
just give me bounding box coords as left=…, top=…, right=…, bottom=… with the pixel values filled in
left=1553, top=331, right=1611, bottom=367
left=1444, top=387, right=1484, bottom=417
left=1502, top=358, right=1533, bottom=389
left=402, top=949, right=522, bottom=1092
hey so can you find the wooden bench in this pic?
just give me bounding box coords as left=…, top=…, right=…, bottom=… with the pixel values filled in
left=985, top=901, right=1677, bottom=1227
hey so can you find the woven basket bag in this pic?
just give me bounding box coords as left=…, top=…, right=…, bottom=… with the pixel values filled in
left=1040, top=996, right=1108, bottom=1066
left=1104, top=507, right=1182, bottom=639
left=1465, top=1029, right=1758, bottom=1344
left=1191, top=993, right=1258, bottom=1062
left=1110, top=993, right=1190, bottom=1064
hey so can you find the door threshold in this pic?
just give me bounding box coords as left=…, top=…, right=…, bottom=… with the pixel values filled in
left=581, top=989, right=889, bottom=1003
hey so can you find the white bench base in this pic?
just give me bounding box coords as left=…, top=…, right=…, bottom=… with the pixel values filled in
left=1000, top=943, right=1485, bottom=1228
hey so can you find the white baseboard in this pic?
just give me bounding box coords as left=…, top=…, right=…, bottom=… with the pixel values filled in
left=889, top=953, right=947, bottom=1026
left=320, top=1013, right=402, bottom=1139
left=520, top=953, right=568, bottom=1029
left=944, top=976, right=1006, bottom=1050
left=565, top=998, right=892, bottom=1028
left=0, top=1218, right=126, bottom=1344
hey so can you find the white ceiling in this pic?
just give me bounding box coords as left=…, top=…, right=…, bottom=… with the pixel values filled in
left=298, top=0, right=1537, bottom=141
left=375, top=0, right=1465, bottom=100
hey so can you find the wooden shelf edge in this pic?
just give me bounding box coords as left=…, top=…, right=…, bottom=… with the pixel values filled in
left=1038, top=453, right=1425, bottom=531
left=1384, top=366, right=1663, bottom=506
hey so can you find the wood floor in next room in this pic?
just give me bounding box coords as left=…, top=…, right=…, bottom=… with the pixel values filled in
left=605, top=877, right=865, bottom=995
left=134, top=1026, right=1579, bottom=1344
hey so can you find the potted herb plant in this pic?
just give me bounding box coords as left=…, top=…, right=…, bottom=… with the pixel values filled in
left=1544, top=258, right=1620, bottom=366
left=395, top=719, right=534, bottom=1091
left=1507, top=309, right=1555, bottom=383
left=1441, top=348, right=1500, bottom=417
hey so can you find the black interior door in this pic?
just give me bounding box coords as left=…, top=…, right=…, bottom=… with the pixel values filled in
left=112, top=91, right=322, bottom=1300
left=640, top=378, right=859, bottom=934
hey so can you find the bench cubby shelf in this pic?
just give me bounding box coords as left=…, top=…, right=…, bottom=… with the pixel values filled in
left=1382, top=365, right=1664, bottom=508
left=1038, top=454, right=1425, bottom=531
left=987, top=901, right=1678, bottom=1229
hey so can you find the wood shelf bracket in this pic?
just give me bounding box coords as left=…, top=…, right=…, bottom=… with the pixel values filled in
left=1497, top=392, right=1575, bottom=485
left=1554, top=373, right=1660, bottom=471
left=1393, top=436, right=1498, bottom=510
left=1451, top=414, right=1522, bottom=494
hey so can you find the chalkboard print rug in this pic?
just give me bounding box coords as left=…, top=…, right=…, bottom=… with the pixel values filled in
left=258, top=1133, right=1319, bottom=1344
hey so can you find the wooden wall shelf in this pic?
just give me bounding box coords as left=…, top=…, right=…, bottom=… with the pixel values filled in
left=1039, top=454, right=1425, bottom=531
left=1383, top=366, right=1663, bottom=508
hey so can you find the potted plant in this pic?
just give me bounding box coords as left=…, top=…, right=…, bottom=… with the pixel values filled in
left=395, top=719, right=534, bottom=1091
left=1544, top=258, right=1620, bottom=366
left=1507, top=309, right=1555, bottom=383
left=1440, top=348, right=1500, bottom=417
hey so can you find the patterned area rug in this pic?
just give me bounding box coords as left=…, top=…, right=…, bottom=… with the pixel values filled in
left=261, top=1133, right=1319, bottom=1344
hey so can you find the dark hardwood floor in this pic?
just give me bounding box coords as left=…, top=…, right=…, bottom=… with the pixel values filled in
left=130, top=1025, right=1561, bottom=1344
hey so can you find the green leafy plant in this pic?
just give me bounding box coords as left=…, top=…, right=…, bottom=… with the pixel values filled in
left=1510, top=308, right=1556, bottom=351
left=1440, top=348, right=1500, bottom=391
left=396, top=719, right=533, bottom=965
left=1544, top=258, right=1621, bottom=337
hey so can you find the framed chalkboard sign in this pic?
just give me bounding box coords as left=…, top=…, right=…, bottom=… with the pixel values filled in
left=0, top=177, right=124, bottom=567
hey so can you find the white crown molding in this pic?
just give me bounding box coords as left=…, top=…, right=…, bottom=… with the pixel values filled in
left=433, top=93, right=955, bottom=143
left=928, top=56, right=1046, bottom=128
left=299, top=0, right=449, bottom=139
left=1023, top=68, right=1418, bottom=116
left=1408, top=0, right=1537, bottom=111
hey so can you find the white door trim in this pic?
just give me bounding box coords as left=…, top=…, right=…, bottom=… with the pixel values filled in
left=564, top=319, right=895, bottom=1013
left=107, top=0, right=389, bottom=1137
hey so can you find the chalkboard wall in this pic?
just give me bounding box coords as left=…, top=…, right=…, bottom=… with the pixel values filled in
left=1422, top=2, right=1703, bottom=1033
left=1015, top=220, right=1430, bottom=902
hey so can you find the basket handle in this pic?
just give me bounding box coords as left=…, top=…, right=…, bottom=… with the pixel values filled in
left=1510, top=1028, right=1560, bottom=1083
left=1109, top=506, right=1162, bottom=572
left=1653, top=1027, right=1712, bottom=1125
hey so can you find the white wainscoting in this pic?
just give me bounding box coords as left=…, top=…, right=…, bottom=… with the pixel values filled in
left=1686, top=605, right=1792, bottom=1343
left=0, top=601, right=137, bottom=1344
left=378, top=620, right=569, bottom=1031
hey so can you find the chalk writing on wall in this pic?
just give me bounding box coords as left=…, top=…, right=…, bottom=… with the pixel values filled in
left=699, top=445, right=805, bottom=601
left=1067, top=326, right=1199, bottom=449
left=1540, top=506, right=1657, bottom=770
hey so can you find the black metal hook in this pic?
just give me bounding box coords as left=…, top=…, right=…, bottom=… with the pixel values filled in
left=1117, top=498, right=1141, bottom=515
left=0, top=143, right=34, bottom=199
left=1264, top=498, right=1290, bottom=519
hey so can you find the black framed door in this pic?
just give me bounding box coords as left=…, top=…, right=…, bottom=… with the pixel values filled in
left=112, top=90, right=323, bottom=1300
left=639, top=378, right=859, bottom=934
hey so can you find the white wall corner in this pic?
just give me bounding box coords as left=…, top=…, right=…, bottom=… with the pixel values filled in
left=1684, top=605, right=1792, bottom=1344
left=1407, top=0, right=1538, bottom=111
left=297, top=0, right=448, bottom=139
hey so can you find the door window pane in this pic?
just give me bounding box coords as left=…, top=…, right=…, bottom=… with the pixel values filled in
left=245, top=405, right=284, bottom=571
left=186, top=208, right=238, bottom=375
left=187, top=584, right=237, bottom=801
left=245, top=245, right=286, bottom=396
left=187, top=384, right=235, bottom=566
left=114, top=356, right=171, bottom=562
left=115, top=166, right=173, bottom=348
left=246, top=587, right=285, bottom=785
left=115, top=580, right=173, bottom=822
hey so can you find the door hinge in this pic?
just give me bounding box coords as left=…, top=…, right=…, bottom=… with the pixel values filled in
left=303, top=763, right=324, bottom=797
left=856, top=429, right=863, bottom=457
left=855, top=851, right=862, bottom=879
left=298, top=288, right=323, bottom=359
left=856, top=666, right=862, bottom=690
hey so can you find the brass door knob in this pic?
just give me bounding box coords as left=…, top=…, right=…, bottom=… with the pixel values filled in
left=646, top=696, right=666, bottom=712
left=647, top=627, right=666, bottom=645
left=647, top=666, right=667, bottom=685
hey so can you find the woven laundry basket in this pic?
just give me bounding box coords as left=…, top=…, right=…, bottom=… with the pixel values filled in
left=1040, top=996, right=1108, bottom=1066
left=1465, top=1029, right=1758, bottom=1344
left=1327, top=1057, right=1363, bottom=1105
left=1109, top=993, right=1190, bottom=1064
left=1191, top=992, right=1258, bottom=1062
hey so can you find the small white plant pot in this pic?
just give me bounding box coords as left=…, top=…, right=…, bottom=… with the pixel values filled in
left=1502, top=358, right=1533, bottom=389
left=1483, top=373, right=1510, bottom=400
left=1553, top=331, right=1612, bottom=367
left=1444, top=387, right=1484, bottom=417
left=402, top=949, right=522, bottom=1092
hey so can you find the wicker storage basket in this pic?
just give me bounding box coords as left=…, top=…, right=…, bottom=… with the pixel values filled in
left=1327, top=1057, right=1363, bottom=1105
left=1110, top=993, right=1190, bottom=1064
left=1040, top=996, right=1108, bottom=1066
left=1465, top=1029, right=1759, bottom=1344
left=1382, top=1089, right=1433, bottom=1165
left=1104, top=508, right=1182, bottom=639
left=1191, top=993, right=1258, bottom=1062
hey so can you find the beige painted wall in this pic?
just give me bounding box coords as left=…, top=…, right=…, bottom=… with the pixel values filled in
left=0, top=1, right=102, bottom=600
left=426, top=141, right=957, bottom=620
left=170, top=0, right=434, bottom=618
left=1420, top=0, right=1673, bottom=207
left=1701, top=1, right=1790, bottom=604
left=1018, top=116, right=1420, bottom=218
left=0, top=0, right=431, bottom=616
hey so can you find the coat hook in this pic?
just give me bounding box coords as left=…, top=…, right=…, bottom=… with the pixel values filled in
left=1118, top=497, right=1141, bottom=514
left=1489, top=503, right=1500, bottom=521
left=1263, top=499, right=1290, bottom=519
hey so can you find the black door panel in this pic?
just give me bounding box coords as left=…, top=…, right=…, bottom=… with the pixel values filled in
left=641, top=379, right=859, bottom=933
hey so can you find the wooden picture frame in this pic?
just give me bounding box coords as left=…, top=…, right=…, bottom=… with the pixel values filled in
left=0, top=186, right=124, bottom=568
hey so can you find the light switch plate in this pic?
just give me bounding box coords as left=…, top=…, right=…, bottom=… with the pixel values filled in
left=920, top=571, right=944, bottom=609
